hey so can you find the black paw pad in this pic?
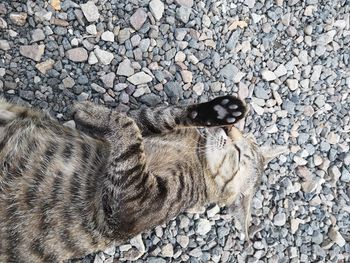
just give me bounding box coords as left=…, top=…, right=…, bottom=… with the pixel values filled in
left=189, top=95, right=247, bottom=126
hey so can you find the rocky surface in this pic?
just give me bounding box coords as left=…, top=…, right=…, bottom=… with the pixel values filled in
left=0, top=0, right=349, bottom=263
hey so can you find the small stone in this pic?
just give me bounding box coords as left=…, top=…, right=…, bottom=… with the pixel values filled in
left=80, top=1, right=100, bottom=22
left=101, top=31, right=114, bottom=42
left=300, top=79, right=310, bottom=89
left=9, top=12, right=27, bottom=26
left=286, top=26, right=297, bottom=37
left=0, top=17, right=7, bottom=29
left=262, top=70, right=277, bottom=81
left=86, top=24, right=97, bottom=35
left=31, top=29, right=45, bottom=42
left=329, top=228, right=346, bottom=247
left=175, top=51, right=186, bottom=62
left=291, top=218, right=303, bottom=234
left=88, top=51, right=98, bottom=64
left=273, top=213, right=286, bottom=226
left=286, top=79, right=298, bottom=91
left=94, top=47, right=114, bottom=65
left=177, top=235, right=189, bottom=248
left=127, top=72, right=152, bottom=85
left=118, top=28, right=130, bottom=43
left=20, top=44, right=45, bottom=62
left=192, top=82, right=204, bottom=96
left=175, top=0, right=193, bottom=7
left=189, top=247, right=202, bottom=257
left=181, top=70, right=193, bottom=83
left=161, top=244, right=174, bottom=258
left=149, top=0, right=164, bottom=21
left=326, top=132, right=339, bottom=145
left=251, top=13, right=262, bottom=23
left=210, top=82, right=222, bottom=92
left=66, top=47, right=88, bottom=62
left=164, top=81, right=183, bottom=102
left=196, top=219, right=211, bottom=235
left=130, top=8, right=147, bottom=30
left=63, top=120, right=76, bottom=129
left=0, top=40, right=10, bottom=51
left=100, top=72, right=115, bottom=88
left=130, top=234, right=145, bottom=253
left=310, top=65, right=323, bottom=82
left=50, top=0, right=61, bottom=10
left=244, top=0, right=255, bottom=8
left=341, top=168, right=350, bottom=183
left=176, top=6, right=191, bottom=24
left=304, top=25, right=313, bottom=35
left=207, top=205, right=220, bottom=218
left=91, top=83, right=106, bottom=94
left=62, top=76, right=75, bottom=88
left=220, top=64, right=238, bottom=80
left=202, top=15, right=211, bottom=27
left=35, top=59, right=55, bottom=74
left=117, top=58, right=134, bottom=77
left=274, top=64, right=287, bottom=77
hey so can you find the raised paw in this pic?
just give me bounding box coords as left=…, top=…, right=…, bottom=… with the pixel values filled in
left=188, top=96, right=247, bottom=127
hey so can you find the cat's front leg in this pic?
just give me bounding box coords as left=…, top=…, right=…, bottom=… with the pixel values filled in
left=128, top=95, right=247, bottom=135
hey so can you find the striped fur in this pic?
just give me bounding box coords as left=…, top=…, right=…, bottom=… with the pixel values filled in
left=0, top=96, right=274, bottom=262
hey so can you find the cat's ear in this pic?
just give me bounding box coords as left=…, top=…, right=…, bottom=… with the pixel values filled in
left=260, top=145, right=289, bottom=165
left=228, top=192, right=253, bottom=243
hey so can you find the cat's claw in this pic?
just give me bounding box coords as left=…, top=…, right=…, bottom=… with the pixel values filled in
left=189, top=95, right=247, bottom=127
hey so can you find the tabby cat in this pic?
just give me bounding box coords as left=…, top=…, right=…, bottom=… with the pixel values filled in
left=0, top=95, right=285, bottom=262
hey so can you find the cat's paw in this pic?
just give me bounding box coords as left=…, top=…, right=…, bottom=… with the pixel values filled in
left=188, top=96, right=247, bottom=126
left=73, top=102, right=111, bottom=131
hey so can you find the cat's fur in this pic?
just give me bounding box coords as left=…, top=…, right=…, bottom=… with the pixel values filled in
left=0, top=96, right=284, bottom=262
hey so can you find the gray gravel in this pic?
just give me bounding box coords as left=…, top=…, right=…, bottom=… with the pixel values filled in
left=1, top=0, right=349, bottom=262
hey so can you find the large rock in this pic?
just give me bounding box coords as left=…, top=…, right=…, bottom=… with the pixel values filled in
left=80, top=1, right=100, bottom=22
left=66, top=47, right=88, bottom=62
left=20, top=44, right=45, bottom=62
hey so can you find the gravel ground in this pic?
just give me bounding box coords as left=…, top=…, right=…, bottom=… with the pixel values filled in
left=1, top=0, right=350, bottom=262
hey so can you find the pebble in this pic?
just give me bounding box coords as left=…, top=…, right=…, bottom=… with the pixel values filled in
left=328, top=228, right=346, bottom=247
left=31, top=29, right=45, bottom=42
left=177, top=235, right=189, bottom=248
left=273, top=213, right=286, bottom=226
left=286, top=79, right=298, bottom=91
left=130, top=8, right=147, bottom=30
left=181, top=70, right=193, bottom=83
left=35, top=59, right=55, bottom=74
left=9, top=12, right=27, bottom=26
left=100, top=72, right=115, bottom=88
left=149, top=0, right=164, bottom=21
left=118, top=28, right=130, bottom=44
left=88, top=51, right=98, bottom=65
left=66, top=47, right=88, bottom=62
left=101, top=31, right=115, bottom=42
left=127, top=72, right=152, bottom=85
left=0, top=40, right=10, bottom=51
left=161, top=243, right=174, bottom=258
left=80, top=1, right=100, bottom=22
left=274, top=64, right=288, bottom=78
left=175, top=0, right=193, bottom=7
left=192, top=82, right=204, bottom=96
left=20, top=44, right=45, bottom=62
left=176, top=6, right=191, bottom=23
left=94, top=47, right=114, bottom=65
left=91, top=83, right=106, bottom=94
left=196, top=219, right=211, bottom=235
left=86, top=24, right=97, bottom=35
left=62, top=76, right=75, bottom=88
left=117, top=58, right=134, bottom=77
left=261, top=70, right=277, bottom=81
left=310, top=65, right=323, bottom=82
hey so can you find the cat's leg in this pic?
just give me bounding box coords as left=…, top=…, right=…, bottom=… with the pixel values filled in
left=128, top=95, right=247, bottom=135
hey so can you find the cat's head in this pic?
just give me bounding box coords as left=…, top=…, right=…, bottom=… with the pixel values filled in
left=203, top=126, right=288, bottom=239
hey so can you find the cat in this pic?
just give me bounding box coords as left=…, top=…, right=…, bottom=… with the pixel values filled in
left=0, top=95, right=285, bottom=262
